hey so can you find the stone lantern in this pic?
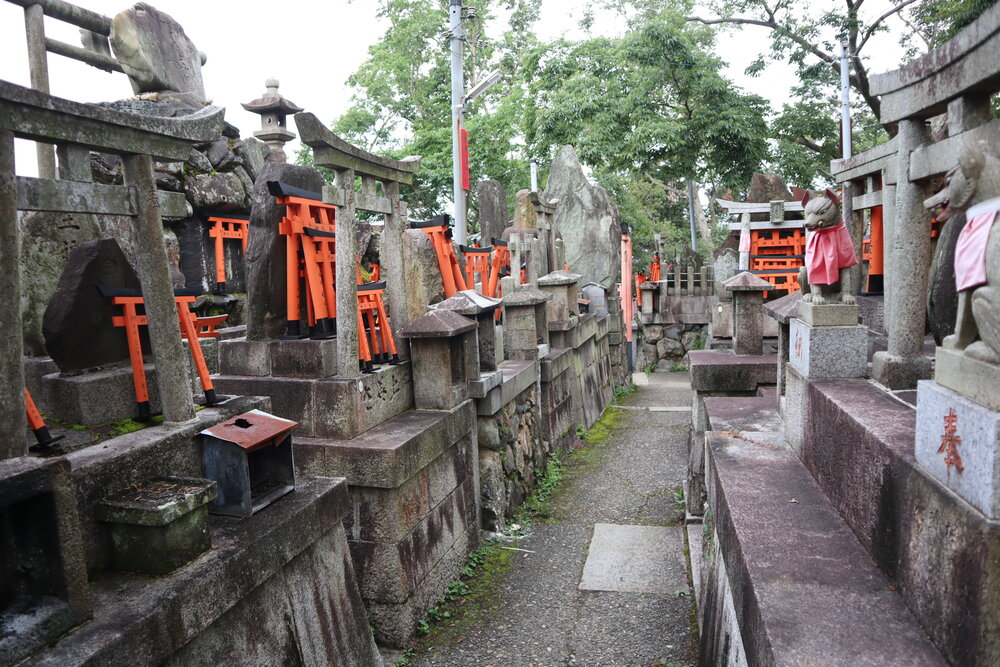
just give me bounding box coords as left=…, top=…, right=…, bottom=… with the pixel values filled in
left=241, top=78, right=303, bottom=162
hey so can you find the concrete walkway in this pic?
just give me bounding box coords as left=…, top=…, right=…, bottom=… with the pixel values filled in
left=412, top=371, right=698, bottom=666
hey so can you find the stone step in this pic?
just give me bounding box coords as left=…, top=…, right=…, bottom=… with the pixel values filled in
left=701, top=430, right=945, bottom=666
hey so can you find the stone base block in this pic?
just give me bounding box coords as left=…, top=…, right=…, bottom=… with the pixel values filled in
left=219, top=337, right=337, bottom=378
left=916, top=380, right=1000, bottom=518
left=30, top=477, right=382, bottom=666
left=44, top=365, right=162, bottom=425
left=871, top=350, right=933, bottom=390
left=783, top=363, right=808, bottom=455
left=688, top=350, right=777, bottom=392
left=797, top=301, right=859, bottom=327
left=214, top=361, right=412, bottom=440
left=935, top=345, right=1000, bottom=411
left=788, top=319, right=866, bottom=378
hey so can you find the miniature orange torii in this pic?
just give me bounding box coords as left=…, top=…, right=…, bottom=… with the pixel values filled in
left=409, top=215, right=468, bottom=298
left=268, top=181, right=338, bottom=340
left=206, top=215, right=249, bottom=293
left=98, top=286, right=222, bottom=420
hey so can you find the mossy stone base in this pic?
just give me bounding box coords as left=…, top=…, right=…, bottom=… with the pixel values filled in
left=107, top=505, right=212, bottom=575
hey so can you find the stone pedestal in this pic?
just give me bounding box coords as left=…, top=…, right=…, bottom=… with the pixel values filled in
left=797, top=301, right=859, bottom=327
left=788, top=319, right=867, bottom=379
left=502, top=284, right=551, bottom=361
left=916, top=380, right=1000, bottom=518
left=433, top=290, right=502, bottom=372
left=95, top=477, right=216, bottom=575
left=399, top=310, right=479, bottom=411
left=537, top=269, right=581, bottom=327
left=722, top=272, right=775, bottom=356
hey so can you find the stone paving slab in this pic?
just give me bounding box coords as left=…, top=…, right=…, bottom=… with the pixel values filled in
left=579, top=523, right=687, bottom=593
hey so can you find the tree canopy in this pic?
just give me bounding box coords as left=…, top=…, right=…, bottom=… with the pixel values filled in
left=299, top=0, right=997, bottom=260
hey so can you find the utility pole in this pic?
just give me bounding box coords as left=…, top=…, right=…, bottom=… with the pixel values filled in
left=686, top=179, right=697, bottom=250
left=840, top=39, right=852, bottom=159
left=449, top=0, right=467, bottom=246
left=530, top=158, right=538, bottom=192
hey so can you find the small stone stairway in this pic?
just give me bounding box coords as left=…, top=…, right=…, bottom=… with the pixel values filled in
left=693, top=391, right=947, bottom=665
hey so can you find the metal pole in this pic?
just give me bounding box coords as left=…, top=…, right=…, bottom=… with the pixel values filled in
left=530, top=158, right=538, bottom=192
left=449, top=0, right=467, bottom=246
left=840, top=39, right=852, bottom=159
left=686, top=179, right=697, bottom=249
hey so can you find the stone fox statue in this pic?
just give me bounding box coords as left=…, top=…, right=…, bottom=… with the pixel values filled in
left=924, top=139, right=1000, bottom=363
left=798, top=189, right=858, bottom=305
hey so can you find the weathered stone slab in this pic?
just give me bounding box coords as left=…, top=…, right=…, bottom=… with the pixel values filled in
left=703, top=395, right=783, bottom=433
left=916, top=380, right=1000, bottom=517
left=541, top=145, right=621, bottom=288
left=688, top=350, right=777, bottom=392
left=797, top=301, right=860, bottom=327
left=476, top=179, right=507, bottom=244
left=296, top=400, right=474, bottom=489
left=703, top=432, right=946, bottom=666
left=42, top=238, right=145, bottom=372
left=789, top=319, right=867, bottom=379
left=801, top=379, right=1000, bottom=665
left=245, top=163, right=325, bottom=340
left=579, top=524, right=687, bottom=593
left=110, top=4, right=206, bottom=101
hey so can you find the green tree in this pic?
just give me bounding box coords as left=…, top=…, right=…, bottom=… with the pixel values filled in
left=522, top=3, right=770, bottom=256
left=689, top=0, right=997, bottom=187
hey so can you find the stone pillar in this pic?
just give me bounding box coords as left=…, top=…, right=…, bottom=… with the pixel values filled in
left=383, top=181, right=410, bottom=359
left=872, top=119, right=933, bottom=388
left=502, top=285, right=551, bottom=361
left=841, top=181, right=865, bottom=299
left=122, top=154, right=194, bottom=423
left=433, top=290, right=502, bottom=373
left=24, top=3, right=55, bottom=179
left=722, top=271, right=774, bottom=356
left=510, top=238, right=522, bottom=286
left=537, top=269, right=581, bottom=327
left=333, top=168, right=361, bottom=378
left=0, top=129, right=26, bottom=459
left=399, top=310, right=478, bottom=411
left=882, top=179, right=896, bottom=331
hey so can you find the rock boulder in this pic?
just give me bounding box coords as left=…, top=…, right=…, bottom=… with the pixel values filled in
left=542, top=145, right=621, bottom=288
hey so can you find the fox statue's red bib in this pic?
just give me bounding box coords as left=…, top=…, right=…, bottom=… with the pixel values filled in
left=798, top=189, right=858, bottom=305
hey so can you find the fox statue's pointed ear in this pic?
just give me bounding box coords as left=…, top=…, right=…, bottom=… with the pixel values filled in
left=801, top=192, right=811, bottom=207
left=824, top=188, right=840, bottom=205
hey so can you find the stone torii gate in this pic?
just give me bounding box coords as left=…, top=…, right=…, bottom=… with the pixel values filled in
left=0, top=80, right=224, bottom=459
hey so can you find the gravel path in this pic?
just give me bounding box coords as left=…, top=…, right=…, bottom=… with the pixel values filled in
left=408, top=371, right=698, bottom=667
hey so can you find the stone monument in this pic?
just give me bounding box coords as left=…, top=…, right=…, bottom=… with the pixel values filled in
left=110, top=3, right=208, bottom=103
left=541, top=145, right=621, bottom=288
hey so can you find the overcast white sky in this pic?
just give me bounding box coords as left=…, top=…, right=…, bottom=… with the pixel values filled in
left=0, top=0, right=909, bottom=176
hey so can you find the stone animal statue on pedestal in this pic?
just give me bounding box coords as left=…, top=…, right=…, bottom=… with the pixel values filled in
left=798, top=189, right=858, bottom=305
left=924, top=139, right=1000, bottom=363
